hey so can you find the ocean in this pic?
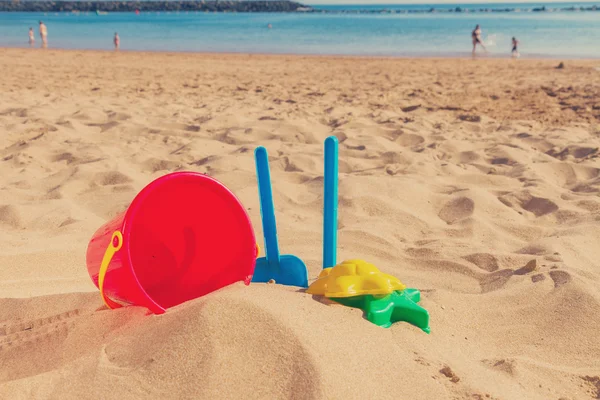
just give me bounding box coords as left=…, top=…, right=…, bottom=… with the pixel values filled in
left=1, top=3, right=599, bottom=58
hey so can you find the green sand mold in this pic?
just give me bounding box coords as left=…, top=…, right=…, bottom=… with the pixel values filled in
left=331, top=288, right=430, bottom=333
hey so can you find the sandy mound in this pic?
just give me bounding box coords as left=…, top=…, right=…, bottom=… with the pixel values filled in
left=1, top=49, right=599, bottom=399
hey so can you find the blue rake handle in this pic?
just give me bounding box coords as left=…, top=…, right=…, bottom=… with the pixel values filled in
left=323, top=136, right=339, bottom=269
left=255, top=146, right=281, bottom=269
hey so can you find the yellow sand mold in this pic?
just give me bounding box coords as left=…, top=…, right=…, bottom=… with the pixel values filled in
left=307, top=259, right=406, bottom=298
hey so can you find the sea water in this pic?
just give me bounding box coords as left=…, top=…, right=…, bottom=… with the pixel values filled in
left=0, top=3, right=599, bottom=58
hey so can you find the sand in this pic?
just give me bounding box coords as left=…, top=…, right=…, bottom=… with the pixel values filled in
left=1, top=48, right=599, bottom=399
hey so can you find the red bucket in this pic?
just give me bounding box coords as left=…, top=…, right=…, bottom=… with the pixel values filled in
left=85, top=171, right=257, bottom=314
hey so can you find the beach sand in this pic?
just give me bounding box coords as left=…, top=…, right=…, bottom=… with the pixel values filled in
left=1, top=48, right=599, bottom=399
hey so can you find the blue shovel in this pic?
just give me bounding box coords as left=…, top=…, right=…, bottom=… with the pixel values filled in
left=252, top=146, right=309, bottom=288
left=323, top=136, right=339, bottom=270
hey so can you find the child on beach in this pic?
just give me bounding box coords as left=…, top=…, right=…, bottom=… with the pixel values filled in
left=28, top=28, right=34, bottom=46
left=114, top=32, right=120, bottom=50
left=39, top=21, right=47, bottom=47
left=512, top=37, right=520, bottom=57
left=471, top=24, right=486, bottom=55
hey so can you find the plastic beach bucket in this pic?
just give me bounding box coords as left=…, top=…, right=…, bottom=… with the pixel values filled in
left=85, top=171, right=257, bottom=314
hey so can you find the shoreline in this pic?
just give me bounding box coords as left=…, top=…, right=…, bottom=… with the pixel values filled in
left=1, top=3, right=599, bottom=13
left=3, top=6, right=598, bottom=59
left=2, top=46, right=600, bottom=61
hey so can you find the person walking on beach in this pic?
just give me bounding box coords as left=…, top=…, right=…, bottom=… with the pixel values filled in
left=471, top=24, right=486, bottom=55
left=114, top=32, right=120, bottom=50
left=511, top=36, right=520, bottom=58
left=28, top=27, right=35, bottom=47
left=39, top=21, right=48, bottom=47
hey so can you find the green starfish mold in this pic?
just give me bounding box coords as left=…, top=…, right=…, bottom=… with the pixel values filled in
left=331, top=288, right=431, bottom=333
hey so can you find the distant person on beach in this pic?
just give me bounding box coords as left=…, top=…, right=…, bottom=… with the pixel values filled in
left=267, top=23, right=272, bottom=29
left=114, top=32, right=120, bottom=50
left=511, top=37, right=520, bottom=57
left=28, top=27, right=35, bottom=46
left=471, top=24, right=486, bottom=55
left=39, top=21, right=48, bottom=47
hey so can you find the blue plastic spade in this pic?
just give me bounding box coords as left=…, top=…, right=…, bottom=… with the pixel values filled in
left=252, top=146, right=309, bottom=288
left=323, top=136, right=339, bottom=270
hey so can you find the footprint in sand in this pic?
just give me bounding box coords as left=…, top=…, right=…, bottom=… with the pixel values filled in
left=55, top=119, right=75, bottom=129
left=189, top=155, right=219, bottom=167
left=52, top=152, right=78, bottom=165
left=342, top=138, right=366, bottom=151
left=106, top=111, right=131, bottom=122
left=395, top=133, right=425, bottom=147
left=548, top=270, right=572, bottom=288
left=438, top=197, right=475, bottom=224
left=59, top=217, right=78, bottom=228
left=522, top=196, right=559, bottom=217
left=405, top=247, right=440, bottom=259
left=142, top=158, right=179, bottom=174
left=489, top=157, right=515, bottom=166
left=381, top=150, right=410, bottom=168
left=70, top=108, right=115, bottom=125
left=94, top=171, right=132, bottom=186
left=215, top=130, right=250, bottom=146
left=571, top=182, right=600, bottom=194
left=514, top=259, right=538, bottom=275
left=547, top=146, right=598, bottom=160
left=0, top=205, right=21, bottom=229
left=85, top=120, right=120, bottom=133
left=458, top=114, right=482, bottom=123
left=514, top=132, right=532, bottom=139
left=183, top=125, right=202, bottom=132
left=531, top=273, right=546, bottom=283
left=44, top=188, right=63, bottom=200
left=280, top=156, right=303, bottom=173
left=0, top=107, right=28, bottom=118
left=576, top=199, right=600, bottom=212
left=457, top=151, right=481, bottom=164
left=581, top=375, right=600, bottom=399
left=0, top=309, right=83, bottom=351
left=572, top=147, right=599, bottom=159
left=527, top=268, right=571, bottom=287
left=480, top=269, right=514, bottom=293
left=463, top=253, right=499, bottom=272
left=439, top=365, right=460, bottom=383
left=517, top=243, right=553, bottom=256
left=482, top=358, right=517, bottom=376
left=385, top=164, right=405, bottom=176
left=498, top=192, right=558, bottom=217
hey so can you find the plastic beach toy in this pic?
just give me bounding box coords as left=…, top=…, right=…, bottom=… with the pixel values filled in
left=332, top=289, right=430, bottom=332
left=307, top=260, right=429, bottom=333
left=313, top=136, right=430, bottom=333
left=252, top=147, right=309, bottom=288
left=323, top=136, right=338, bottom=270
left=85, top=171, right=258, bottom=314
left=306, top=259, right=406, bottom=297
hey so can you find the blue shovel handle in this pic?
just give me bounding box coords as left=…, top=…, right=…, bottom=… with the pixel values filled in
left=323, top=136, right=339, bottom=269
left=255, top=146, right=281, bottom=267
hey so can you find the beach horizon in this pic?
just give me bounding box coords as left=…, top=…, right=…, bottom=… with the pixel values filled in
left=3, top=46, right=600, bottom=61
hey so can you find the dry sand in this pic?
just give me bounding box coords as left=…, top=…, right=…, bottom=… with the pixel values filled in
left=1, top=48, right=600, bottom=399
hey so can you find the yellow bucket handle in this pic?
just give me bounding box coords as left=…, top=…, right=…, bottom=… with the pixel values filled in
left=98, top=230, right=124, bottom=310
